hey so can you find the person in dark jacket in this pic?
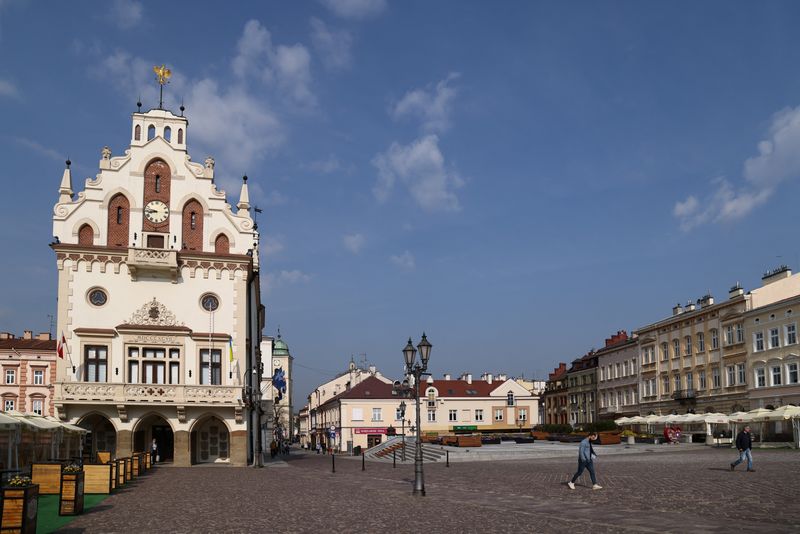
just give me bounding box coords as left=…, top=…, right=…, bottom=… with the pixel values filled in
left=730, top=425, right=755, bottom=472
left=567, top=432, right=602, bottom=490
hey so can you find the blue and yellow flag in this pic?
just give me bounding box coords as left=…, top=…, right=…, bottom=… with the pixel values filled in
left=228, top=338, right=234, bottom=363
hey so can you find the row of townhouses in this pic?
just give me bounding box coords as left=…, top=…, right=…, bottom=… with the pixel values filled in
left=298, top=361, right=546, bottom=454
left=543, top=266, right=800, bottom=426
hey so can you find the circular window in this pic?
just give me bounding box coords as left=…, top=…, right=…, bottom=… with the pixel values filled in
left=88, top=288, right=108, bottom=307
left=200, top=294, right=219, bottom=312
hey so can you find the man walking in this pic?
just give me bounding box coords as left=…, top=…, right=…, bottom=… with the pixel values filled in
left=731, top=425, right=755, bottom=472
left=568, top=432, right=602, bottom=490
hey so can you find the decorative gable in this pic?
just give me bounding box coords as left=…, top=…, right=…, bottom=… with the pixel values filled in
left=126, top=298, right=184, bottom=327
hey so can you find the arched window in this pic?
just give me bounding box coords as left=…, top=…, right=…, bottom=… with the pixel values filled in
left=107, top=194, right=130, bottom=247
left=147, top=125, right=155, bottom=140
left=182, top=200, right=203, bottom=251
left=214, top=234, right=230, bottom=254
left=78, top=224, right=94, bottom=246
left=134, top=124, right=141, bottom=141
left=177, top=129, right=183, bottom=144
left=164, top=126, right=171, bottom=142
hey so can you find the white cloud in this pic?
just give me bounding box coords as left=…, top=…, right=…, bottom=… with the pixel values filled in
left=372, top=135, right=463, bottom=212
left=304, top=155, right=342, bottom=174
left=390, top=250, right=415, bottom=271
left=277, top=270, right=311, bottom=283
left=391, top=73, right=460, bottom=133
left=12, top=137, right=63, bottom=162
left=233, top=19, right=315, bottom=108
left=264, top=190, right=289, bottom=206
left=262, top=236, right=285, bottom=255
left=0, top=79, right=17, bottom=98
left=343, top=233, right=365, bottom=254
left=310, top=17, right=353, bottom=71
left=107, top=0, right=143, bottom=30
left=320, top=0, right=387, bottom=19
left=675, top=104, right=800, bottom=230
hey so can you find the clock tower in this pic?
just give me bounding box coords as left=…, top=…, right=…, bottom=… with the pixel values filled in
left=50, top=79, right=266, bottom=467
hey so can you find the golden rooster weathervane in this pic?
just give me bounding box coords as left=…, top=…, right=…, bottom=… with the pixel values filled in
left=153, top=64, right=172, bottom=109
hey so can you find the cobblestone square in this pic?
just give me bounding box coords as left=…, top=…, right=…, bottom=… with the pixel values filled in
left=58, top=446, right=800, bottom=533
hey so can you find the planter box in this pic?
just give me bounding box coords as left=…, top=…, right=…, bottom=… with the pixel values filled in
left=31, top=463, right=62, bottom=495
left=59, top=471, right=84, bottom=516
left=513, top=437, right=536, bottom=444
left=597, top=432, right=621, bottom=445
left=145, top=452, right=152, bottom=469
left=115, top=459, right=126, bottom=487
left=83, top=464, right=113, bottom=494
left=456, top=435, right=482, bottom=448
left=0, top=484, right=38, bottom=534
left=123, top=457, right=133, bottom=481
left=531, top=431, right=550, bottom=440
left=109, top=461, right=117, bottom=490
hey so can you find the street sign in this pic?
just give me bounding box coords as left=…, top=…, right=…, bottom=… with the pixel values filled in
left=453, top=425, right=477, bottom=431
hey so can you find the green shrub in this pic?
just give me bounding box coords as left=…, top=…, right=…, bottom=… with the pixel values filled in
left=581, top=421, right=618, bottom=433
left=533, top=424, right=573, bottom=434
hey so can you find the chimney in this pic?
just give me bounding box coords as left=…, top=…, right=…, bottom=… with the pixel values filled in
left=498, top=374, right=507, bottom=381
left=37, top=332, right=51, bottom=341
left=700, top=294, right=714, bottom=308
left=729, top=282, right=744, bottom=299
left=368, top=365, right=376, bottom=375
left=762, top=265, right=792, bottom=286
left=685, top=300, right=696, bottom=312
left=443, top=373, right=451, bottom=380
left=23, top=330, right=33, bottom=340
left=672, top=303, right=684, bottom=316
left=0, top=333, right=13, bottom=340
left=466, top=373, right=472, bottom=384
left=487, top=373, right=493, bottom=384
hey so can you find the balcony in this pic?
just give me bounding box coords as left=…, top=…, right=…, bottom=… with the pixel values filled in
left=671, top=389, right=697, bottom=400
left=55, top=382, right=242, bottom=405
left=127, top=247, right=179, bottom=283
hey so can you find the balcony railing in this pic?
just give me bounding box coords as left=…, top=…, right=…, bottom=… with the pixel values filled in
left=127, top=247, right=179, bottom=282
left=55, top=382, right=242, bottom=405
left=671, top=388, right=696, bottom=400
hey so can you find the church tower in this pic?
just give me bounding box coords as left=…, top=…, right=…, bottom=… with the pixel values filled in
left=51, top=79, right=264, bottom=467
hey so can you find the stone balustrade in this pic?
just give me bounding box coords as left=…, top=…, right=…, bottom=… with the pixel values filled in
left=55, top=382, right=242, bottom=405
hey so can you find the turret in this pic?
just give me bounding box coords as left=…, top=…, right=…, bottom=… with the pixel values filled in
left=237, top=175, right=250, bottom=216
left=58, top=159, right=73, bottom=203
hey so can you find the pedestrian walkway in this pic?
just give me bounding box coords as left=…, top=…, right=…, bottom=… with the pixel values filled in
left=57, top=447, right=800, bottom=533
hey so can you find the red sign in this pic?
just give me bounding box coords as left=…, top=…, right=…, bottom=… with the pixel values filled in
left=354, top=427, right=387, bottom=434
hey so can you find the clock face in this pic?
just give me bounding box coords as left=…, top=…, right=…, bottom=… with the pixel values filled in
left=273, top=359, right=281, bottom=368
left=144, top=200, right=169, bottom=223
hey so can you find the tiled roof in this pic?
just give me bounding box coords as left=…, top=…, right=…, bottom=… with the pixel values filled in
left=426, top=379, right=506, bottom=397
left=0, top=339, right=57, bottom=351
left=319, top=376, right=395, bottom=408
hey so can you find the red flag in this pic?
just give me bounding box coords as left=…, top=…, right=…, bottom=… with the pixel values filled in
left=57, top=332, right=66, bottom=359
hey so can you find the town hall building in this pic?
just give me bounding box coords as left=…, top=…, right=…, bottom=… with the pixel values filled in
left=51, top=94, right=264, bottom=466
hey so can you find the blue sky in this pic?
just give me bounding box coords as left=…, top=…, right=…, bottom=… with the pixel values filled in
left=3, top=1, right=800, bottom=406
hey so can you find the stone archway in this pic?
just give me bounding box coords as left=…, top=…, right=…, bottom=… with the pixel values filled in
left=134, top=413, right=174, bottom=464
left=78, top=413, right=117, bottom=463
left=190, top=415, right=230, bottom=464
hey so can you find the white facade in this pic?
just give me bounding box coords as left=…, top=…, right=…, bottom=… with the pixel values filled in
left=51, top=105, right=263, bottom=466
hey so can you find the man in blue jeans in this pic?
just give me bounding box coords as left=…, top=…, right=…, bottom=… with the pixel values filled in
left=731, top=425, right=755, bottom=472
left=568, top=432, right=602, bottom=490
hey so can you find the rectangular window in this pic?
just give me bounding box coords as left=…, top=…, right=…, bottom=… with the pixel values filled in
left=128, top=360, right=139, bottom=383
left=475, top=409, right=484, bottom=422
left=32, top=399, right=43, bottom=416
left=725, top=326, right=734, bottom=345
left=631, top=358, right=637, bottom=373
left=199, top=349, right=221, bottom=385
left=685, top=336, right=692, bottom=356
left=711, top=329, right=719, bottom=349
left=615, top=363, right=620, bottom=378
left=770, top=328, right=780, bottom=349
left=699, top=371, right=706, bottom=390
left=786, top=324, right=797, bottom=345
left=395, top=408, right=403, bottom=421
left=623, top=391, right=629, bottom=405
left=372, top=408, right=382, bottom=421
left=622, top=361, right=628, bottom=376
left=427, top=410, right=436, bottom=422
left=494, top=409, right=504, bottom=421
left=84, top=345, right=108, bottom=382
left=143, top=361, right=165, bottom=384
left=673, top=374, right=681, bottom=391
left=737, top=363, right=746, bottom=385
left=5, top=370, right=14, bottom=384
left=736, top=323, right=744, bottom=343
left=449, top=409, right=458, bottom=422
left=712, top=367, right=721, bottom=388
left=787, top=363, right=799, bottom=385
left=661, top=342, right=669, bottom=361
left=3, top=399, right=13, bottom=411
left=33, top=370, right=44, bottom=385
left=662, top=376, right=670, bottom=394
left=754, top=332, right=764, bottom=352
left=352, top=408, right=363, bottom=421
left=755, top=367, right=766, bottom=388
left=617, top=391, right=622, bottom=406
left=698, top=332, right=705, bottom=352
left=169, top=362, right=180, bottom=384
left=726, top=366, right=735, bottom=387
left=772, top=366, right=782, bottom=386
left=518, top=408, right=528, bottom=422
left=673, top=339, right=680, bottom=358
left=686, top=371, right=693, bottom=390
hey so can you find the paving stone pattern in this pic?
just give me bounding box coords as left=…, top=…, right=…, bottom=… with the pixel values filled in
left=57, top=447, right=800, bottom=533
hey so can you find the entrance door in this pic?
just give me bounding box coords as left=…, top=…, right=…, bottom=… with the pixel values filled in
left=152, top=425, right=174, bottom=461
left=367, top=434, right=382, bottom=448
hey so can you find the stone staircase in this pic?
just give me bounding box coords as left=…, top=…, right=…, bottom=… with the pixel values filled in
left=364, top=436, right=447, bottom=463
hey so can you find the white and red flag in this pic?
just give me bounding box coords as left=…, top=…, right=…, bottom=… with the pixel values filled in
left=57, top=332, right=66, bottom=359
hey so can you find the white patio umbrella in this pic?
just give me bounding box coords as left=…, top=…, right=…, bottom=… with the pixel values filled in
left=614, top=417, right=633, bottom=425
left=0, top=412, right=21, bottom=470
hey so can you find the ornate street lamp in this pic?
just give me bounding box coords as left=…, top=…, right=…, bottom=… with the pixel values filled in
left=399, top=401, right=407, bottom=461
left=393, top=333, right=432, bottom=496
